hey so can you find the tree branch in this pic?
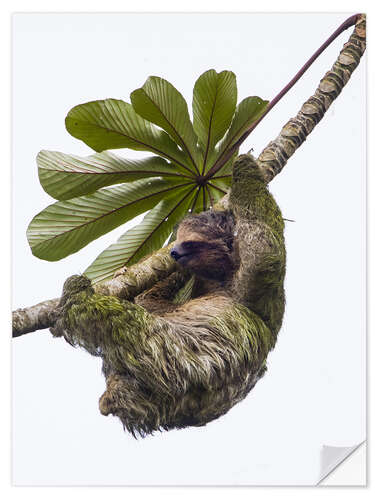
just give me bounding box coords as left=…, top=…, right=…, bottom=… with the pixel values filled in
left=13, top=245, right=176, bottom=338
left=12, top=14, right=366, bottom=338
left=12, top=298, right=60, bottom=338
left=258, top=14, right=366, bottom=183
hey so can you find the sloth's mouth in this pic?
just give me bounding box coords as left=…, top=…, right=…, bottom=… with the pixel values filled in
left=171, top=248, right=194, bottom=263
left=175, top=254, right=193, bottom=266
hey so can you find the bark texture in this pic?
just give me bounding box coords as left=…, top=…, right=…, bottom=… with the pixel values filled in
left=12, top=298, right=60, bottom=338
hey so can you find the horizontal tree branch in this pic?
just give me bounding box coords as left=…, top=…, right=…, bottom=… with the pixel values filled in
left=12, top=298, right=60, bottom=338
left=12, top=245, right=176, bottom=338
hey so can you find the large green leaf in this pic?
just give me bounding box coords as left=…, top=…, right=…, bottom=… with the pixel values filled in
left=38, top=150, right=192, bottom=201
left=27, top=178, right=193, bottom=261
left=131, top=77, right=200, bottom=172
left=192, top=69, right=237, bottom=172
left=84, top=186, right=196, bottom=283
left=29, top=71, right=270, bottom=268
left=65, top=99, right=194, bottom=175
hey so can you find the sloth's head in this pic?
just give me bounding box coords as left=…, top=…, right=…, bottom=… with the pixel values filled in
left=170, top=210, right=236, bottom=281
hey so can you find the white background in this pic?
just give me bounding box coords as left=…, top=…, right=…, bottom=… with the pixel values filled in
left=12, top=12, right=365, bottom=486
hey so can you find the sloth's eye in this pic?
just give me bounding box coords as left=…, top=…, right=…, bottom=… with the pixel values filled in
left=182, top=241, right=196, bottom=250
left=182, top=241, right=202, bottom=251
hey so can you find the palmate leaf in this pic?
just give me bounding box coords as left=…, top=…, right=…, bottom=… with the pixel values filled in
left=131, top=76, right=201, bottom=173
left=27, top=177, right=193, bottom=261
left=29, top=69, right=270, bottom=272
left=192, top=69, right=237, bottom=172
left=38, top=150, right=192, bottom=201
left=84, top=185, right=196, bottom=283
left=65, top=99, right=195, bottom=176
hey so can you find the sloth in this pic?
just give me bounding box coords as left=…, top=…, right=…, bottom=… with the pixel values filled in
left=50, top=154, right=286, bottom=437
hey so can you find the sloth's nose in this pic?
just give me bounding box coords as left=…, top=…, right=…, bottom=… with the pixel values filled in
left=170, top=248, right=181, bottom=261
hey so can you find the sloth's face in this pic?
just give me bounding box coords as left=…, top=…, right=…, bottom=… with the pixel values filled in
left=171, top=229, right=234, bottom=281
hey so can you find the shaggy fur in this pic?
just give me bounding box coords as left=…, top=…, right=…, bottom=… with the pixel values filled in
left=50, top=154, right=286, bottom=437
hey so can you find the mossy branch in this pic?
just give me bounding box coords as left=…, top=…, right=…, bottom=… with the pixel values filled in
left=13, top=245, right=176, bottom=338
left=12, top=15, right=366, bottom=338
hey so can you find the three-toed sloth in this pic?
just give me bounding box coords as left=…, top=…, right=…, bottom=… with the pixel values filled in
left=51, top=154, right=286, bottom=437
